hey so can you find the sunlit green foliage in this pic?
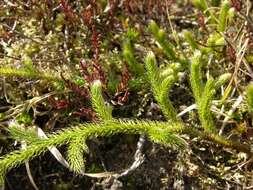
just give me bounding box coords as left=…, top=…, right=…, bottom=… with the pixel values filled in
left=0, top=1, right=252, bottom=189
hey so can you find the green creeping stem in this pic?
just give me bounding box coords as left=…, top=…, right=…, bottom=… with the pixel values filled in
left=0, top=67, right=61, bottom=82
left=0, top=120, right=184, bottom=177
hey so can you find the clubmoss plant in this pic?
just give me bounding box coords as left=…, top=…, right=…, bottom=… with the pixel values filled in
left=67, top=136, right=89, bottom=173
left=149, top=21, right=189, bottom=69
left=0, top=13, right=251, bottom=188
left=0, top=55, right=62, bottom=84
left=145, top=51, right=178, bottom=122
left=91, top=80, right=112, bottom=121
left=0, top=67, right=61, bottom=82
left=149, top=21, right=177, bottom=61
left=217, top=0, right=230, bottom=32
left=0, top=45, right=240, bottom=188
left=123, top=28, right=144, bottom=76
left=190, top=51, right=231, bottom=132
left=0, top=121, right=185, bottom=187
left=0, top=78, right=186, bottom=187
